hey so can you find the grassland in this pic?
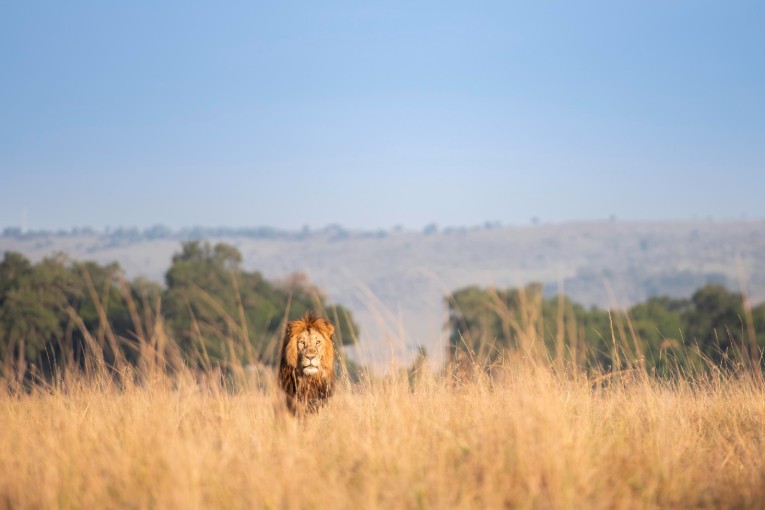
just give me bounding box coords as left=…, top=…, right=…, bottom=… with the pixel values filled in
left=1, top=359, right=764, bottom=509
left=2, top=257, right=764, bottom=509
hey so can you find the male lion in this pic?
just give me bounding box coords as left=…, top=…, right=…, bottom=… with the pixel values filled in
left=278, top=312, right=336, bottom=414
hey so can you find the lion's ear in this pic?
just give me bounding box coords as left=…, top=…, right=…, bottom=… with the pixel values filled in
left=316, top=317, right=334, bottom=338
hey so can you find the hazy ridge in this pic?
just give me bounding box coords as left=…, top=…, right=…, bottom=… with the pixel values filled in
left=3, top=221, right=764, bottom=364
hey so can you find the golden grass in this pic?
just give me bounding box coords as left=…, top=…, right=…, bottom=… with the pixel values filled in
left=1, top=362, right=764, bottom=510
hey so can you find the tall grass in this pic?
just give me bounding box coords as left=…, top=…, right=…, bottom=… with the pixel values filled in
left=1, top=279, right=765, bottom=509
left=2, top=361, right=765, bottom=508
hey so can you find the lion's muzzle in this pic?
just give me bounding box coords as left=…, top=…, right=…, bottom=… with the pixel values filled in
left=300, top=352, right=321, bottom=376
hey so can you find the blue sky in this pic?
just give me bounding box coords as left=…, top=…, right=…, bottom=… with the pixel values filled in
left=1, top=1, right=763, bottom=231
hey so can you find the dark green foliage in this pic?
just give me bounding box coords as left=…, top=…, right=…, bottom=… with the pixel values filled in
left=0, top=253, right=79, bottom=365
left=628, top=295, right=693, bottom=373
left=683, top=285, right=747, bottom=363
left=447, top=283, right=614, bottom=369
left=163, top=241, right=358, bottom=367
left=447, top=283, right=765, bottom=374
left=0, top=242, right=359, bottom=379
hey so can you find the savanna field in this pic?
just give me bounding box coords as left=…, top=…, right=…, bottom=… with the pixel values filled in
left=2, top=248, right=765, bottom=509
left=2, top=360, right=765, bottom=509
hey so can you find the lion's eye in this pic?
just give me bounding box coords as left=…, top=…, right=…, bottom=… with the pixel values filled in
left=316, top=340, right=321, bottom=346
left=298, top=341, right=305, bottom=349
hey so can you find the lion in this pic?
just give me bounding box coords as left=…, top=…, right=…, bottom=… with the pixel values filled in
left=278, top=312, right=336, bottom=414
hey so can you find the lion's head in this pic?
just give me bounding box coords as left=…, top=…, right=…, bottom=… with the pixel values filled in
left=278, top=312, right=336, bottom=414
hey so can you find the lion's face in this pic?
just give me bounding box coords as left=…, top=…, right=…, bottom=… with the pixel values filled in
left=294, top=329, right=330, bottom=376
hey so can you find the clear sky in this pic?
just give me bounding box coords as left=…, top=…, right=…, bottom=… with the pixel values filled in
left=1, top=1, right=763, bottom=231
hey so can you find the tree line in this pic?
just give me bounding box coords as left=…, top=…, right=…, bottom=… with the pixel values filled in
left=1, top=221, right=507, bottom=243
left=0, top=241, right=358, bottom=381
left=3, top=241, right=763, bottom=382
left=447, top=283, right=765, bottom=375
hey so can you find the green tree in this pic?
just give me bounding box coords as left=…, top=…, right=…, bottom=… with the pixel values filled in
left=0, top=252, right=80, bottom=374
left=681, top=284, right=762, bottom=366
left=163, top=241, right=358, bottom=368
left=447, top=283, right=617, bottom=370
left=627, top=296, right=691, bottom=373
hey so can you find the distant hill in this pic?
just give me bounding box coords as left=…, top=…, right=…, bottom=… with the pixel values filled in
left=3, top=221, right=764, bottom=365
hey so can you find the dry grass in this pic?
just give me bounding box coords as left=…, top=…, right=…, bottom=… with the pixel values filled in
left=1, top=361, right=764, bottom=510
left=2, top=273, right=764, bottom=509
